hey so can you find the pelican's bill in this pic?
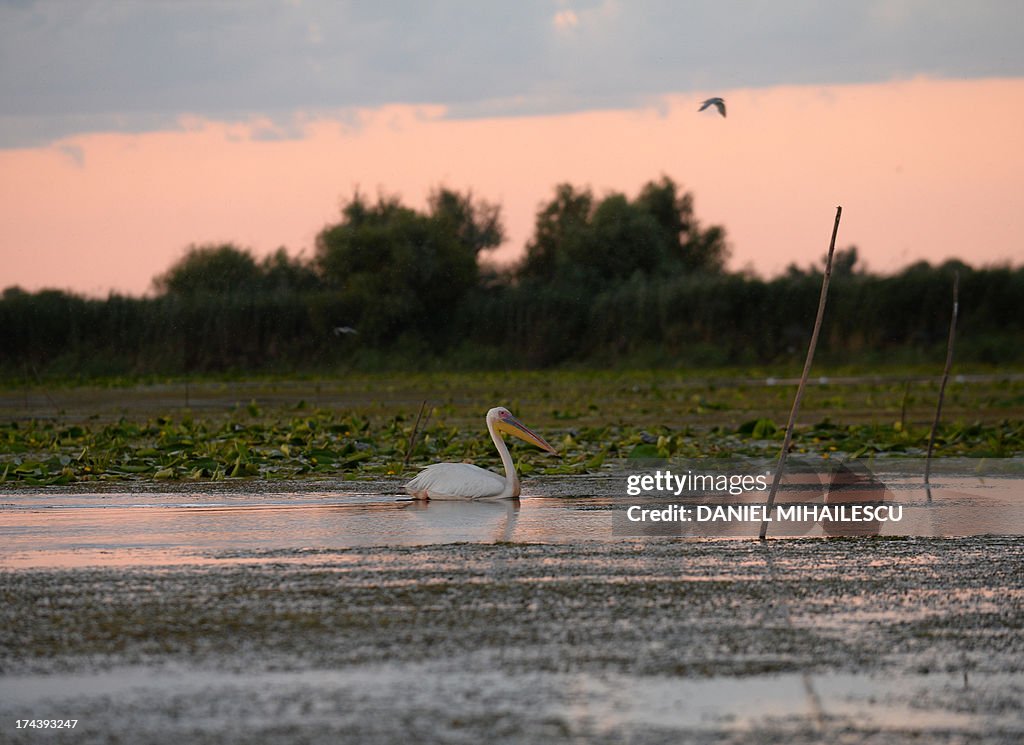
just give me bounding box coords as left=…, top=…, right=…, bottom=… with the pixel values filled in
left=494, top=414, right=557, bottom=454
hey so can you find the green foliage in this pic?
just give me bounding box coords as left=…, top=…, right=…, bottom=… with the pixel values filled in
left=259, top=248, right=322, bottom=294
left=428, top=187, right=504, bottom=256
left=1, top=375, right=1021, bottom=484
left=153, top=243, right=320, bottom=297
left=1, top=176, right=1022, bottom=377
left=314, top=188, right=502, bottom=344
left=518, top=175, right=728, bottom=287
left=154, top=243, right=263, bottom=296
left=3, top=258, right=1023, bottom=376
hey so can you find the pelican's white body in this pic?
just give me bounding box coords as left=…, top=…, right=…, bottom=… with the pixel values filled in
left=404, top=407, right=555, bottom=500
left=405, top=462, right=513, bottom=500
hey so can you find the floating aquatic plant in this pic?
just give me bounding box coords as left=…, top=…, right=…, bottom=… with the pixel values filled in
left=1, top=372, right=1021, bottom=485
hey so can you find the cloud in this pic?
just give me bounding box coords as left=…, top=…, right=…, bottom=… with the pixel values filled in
left=552, top=9, right=579, bottom=31
left=1, top=0, right=1021, bottom=148
left=306, top=21, right=322, bottom=45
left=54, top=142, right=84, bottom=167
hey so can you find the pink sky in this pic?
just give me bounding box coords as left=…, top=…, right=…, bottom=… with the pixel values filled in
left=1, top=76, right=1021, bottom=297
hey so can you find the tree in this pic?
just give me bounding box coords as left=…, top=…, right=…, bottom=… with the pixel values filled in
left=831, top=246, right=861, bottom=278
left=786, top=245, right=862, bottom=279
left=314, top=189, right=504, bottom=341
left=428, top=187, right=504, bottom=256
left=154, top=243, right=262, bottom=296
left=585, top=193, right=667, bottom=281
left=636, top=175, right=729, bottom=273
left=517, top=176, right=729, bottom=286
left=518, top=183, right=594, bottom=282
left=259, top=248, right=321, bottom=293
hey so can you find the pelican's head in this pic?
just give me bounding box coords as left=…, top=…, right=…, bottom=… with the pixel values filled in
left=488, top=407, right=557, bottom=454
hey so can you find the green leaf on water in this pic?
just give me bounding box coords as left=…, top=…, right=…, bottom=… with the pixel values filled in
left=628, top=444, right=660, bottom=459
left=738, top=418, right=777, bottom=438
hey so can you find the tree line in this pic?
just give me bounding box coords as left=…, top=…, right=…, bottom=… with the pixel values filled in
left=3, top=176, right=1020, bottom=378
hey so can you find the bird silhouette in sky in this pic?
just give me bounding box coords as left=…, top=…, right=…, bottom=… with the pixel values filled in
left=698, top=97, right=726, bottom=117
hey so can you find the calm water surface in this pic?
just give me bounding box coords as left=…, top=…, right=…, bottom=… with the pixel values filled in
left=2, top=461, right=1021, bottom=568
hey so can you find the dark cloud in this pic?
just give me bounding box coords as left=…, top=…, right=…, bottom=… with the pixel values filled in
left=2, top=0, right=1021, bottom=147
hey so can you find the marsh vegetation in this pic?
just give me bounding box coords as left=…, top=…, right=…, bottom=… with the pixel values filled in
left=3, top=178, right=1021, bottom=378
left=2, top=372, right=1022, bottom=485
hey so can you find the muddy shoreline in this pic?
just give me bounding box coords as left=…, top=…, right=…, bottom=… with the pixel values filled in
left=2, top=537, right=1022, bottom=743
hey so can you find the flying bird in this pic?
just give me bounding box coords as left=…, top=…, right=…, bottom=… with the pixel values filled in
left=699, top=97, right=726, bottom=117
left=405, top=407, right=556, bottom=500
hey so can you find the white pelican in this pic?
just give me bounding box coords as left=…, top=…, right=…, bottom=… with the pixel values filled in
left=405, top=407, right=556, bottom=500
left=698, top=97, right=726, bottom=117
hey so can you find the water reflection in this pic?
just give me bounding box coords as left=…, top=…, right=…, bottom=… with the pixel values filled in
left=0, top=464, right=1022, bottom=568
left=821, top=460, right=893, bottom=538
left=397, top=498, right=520, bottom=543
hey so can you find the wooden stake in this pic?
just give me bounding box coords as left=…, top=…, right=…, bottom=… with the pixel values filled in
left=403, top=400, right=429, bottom=469
left=924, top=272, right=960, bottom=496
left=759, top=206, right=843, bottom=540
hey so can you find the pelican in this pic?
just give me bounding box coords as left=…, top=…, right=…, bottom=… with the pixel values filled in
left=405, top=407, right=556, bottom=500
left=698, top=97, right=726, bottom=117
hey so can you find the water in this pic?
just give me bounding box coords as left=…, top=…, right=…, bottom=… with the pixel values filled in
left=2, top=664, right=1019, bottom=738
left=2, top=465, right=1022, bottom=743
left=2, top=461, right=1021, bottom=568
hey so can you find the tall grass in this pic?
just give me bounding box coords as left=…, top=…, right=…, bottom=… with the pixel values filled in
left=2, top=262, right=1022, bottom=380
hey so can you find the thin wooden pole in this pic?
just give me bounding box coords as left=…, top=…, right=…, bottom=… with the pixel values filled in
left=924, top=272, right=960, bottom=495
left=899, top=379, right=911, bottom=433
left=403, top=400, right=429, bottom=469
left=759, top=206, right=843, bottom=540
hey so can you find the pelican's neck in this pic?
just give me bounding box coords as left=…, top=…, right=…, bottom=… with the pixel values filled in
left=488, top=416, right=520, bottom=498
